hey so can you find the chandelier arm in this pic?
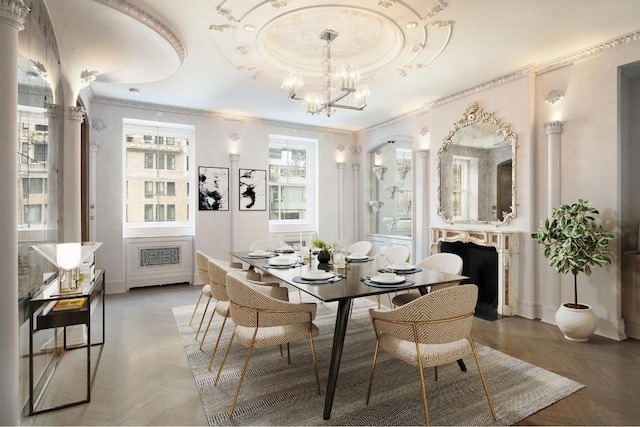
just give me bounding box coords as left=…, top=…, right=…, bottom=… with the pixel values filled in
left=328, top=103, right=367, bottom=111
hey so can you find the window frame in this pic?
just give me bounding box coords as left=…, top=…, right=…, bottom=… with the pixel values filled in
left=268, top=135, right=317, bottom=234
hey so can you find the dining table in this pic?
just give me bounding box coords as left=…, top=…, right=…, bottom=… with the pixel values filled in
left=231, top=250, right=467, bottom=420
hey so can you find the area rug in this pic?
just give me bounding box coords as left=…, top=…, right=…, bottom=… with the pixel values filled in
left=173, top=298, right=584, bottom=426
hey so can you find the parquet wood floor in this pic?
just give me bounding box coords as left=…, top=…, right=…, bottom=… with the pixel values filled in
left=22, top=283, right=640, bottom=426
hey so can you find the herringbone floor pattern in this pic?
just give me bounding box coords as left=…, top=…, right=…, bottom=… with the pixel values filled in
left=22, top=283, right=640, bottom=426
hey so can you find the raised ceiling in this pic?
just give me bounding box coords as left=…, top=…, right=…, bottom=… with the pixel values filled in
left=42, top=0, right=640, bottom=131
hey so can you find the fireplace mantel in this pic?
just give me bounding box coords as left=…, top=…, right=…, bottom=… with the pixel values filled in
left=430, top=227, right=520, bottom=316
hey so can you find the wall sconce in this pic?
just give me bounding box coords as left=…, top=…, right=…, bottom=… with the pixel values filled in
left=419, top=126, right=431, bottom=149
left=336, top=145, right=345, bottom=162
left=229, top=133, right=240, bottom=154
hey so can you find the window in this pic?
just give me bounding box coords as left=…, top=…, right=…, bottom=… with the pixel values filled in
left=33, top=144, right=47, bottom=162
left=451, top=156, right=478, bottom=220
left=34, top=124, right=48, bottom=132
left=144, top=153, right=154, bottom=169
left=144, top=204, right=154, bottom=221
left=124, top=118, right=195, bottom=233
left=23, top=204, right=42, bottom=223
left=268, top=135, right=317, bottom=231
left=145, top=181, right=154, bottom=198
left=21, top=143, right=28, bottom=164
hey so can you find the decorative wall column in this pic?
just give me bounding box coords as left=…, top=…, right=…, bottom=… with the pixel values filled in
left=337, top=162, right=345, bottom=241
left=415, top=149, right=430, bottom=261
left=62, top=106, right=85, bottom=242
left=352, top=163, right=360, bottom=243
left=544, top=121, right=563, bottom=317
left=89, top=141, right=99, bottom=241
left=0, top=2, right=30, bottom=424
left=229, top=153, right=239, bottom=257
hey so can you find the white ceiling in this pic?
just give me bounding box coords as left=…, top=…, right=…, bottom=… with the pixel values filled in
left=42, top=0, right=640, bottom=132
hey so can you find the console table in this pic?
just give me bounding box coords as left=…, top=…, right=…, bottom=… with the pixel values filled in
left=28, top=269, right=105, bottom=415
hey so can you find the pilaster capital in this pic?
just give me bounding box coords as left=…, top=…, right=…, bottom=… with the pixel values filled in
left=352, top=163, right=360, bottom=171
left=229, top=153, right=240, bottom=163
left=543, top=121, right=563, bottom=135
left=68, top=106, right=85, bottom=122
left=336, top=162, right=345, bottom=170
left=89, top=141, right=100, bottom=152
left=0, top=0, right=30, bottom=31
left=417, top=148, right=430, bottom=158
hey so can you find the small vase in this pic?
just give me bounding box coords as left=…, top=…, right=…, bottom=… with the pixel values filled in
left=317, top=249, right=331, bottom=264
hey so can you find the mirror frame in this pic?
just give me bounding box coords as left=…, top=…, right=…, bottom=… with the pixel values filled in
left=436, top=102, right=517, bottom=225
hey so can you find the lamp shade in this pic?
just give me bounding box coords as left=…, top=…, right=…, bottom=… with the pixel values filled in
left=56, top=243, right=82, bottom=270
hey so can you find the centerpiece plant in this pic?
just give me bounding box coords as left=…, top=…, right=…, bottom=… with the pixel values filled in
left=312, top=238, right=334, bottom=264
left=531, top=198, right=614, bottom=340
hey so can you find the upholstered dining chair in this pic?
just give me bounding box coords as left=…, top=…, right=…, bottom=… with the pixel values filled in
left=346, top=240, right=373, bottom=256
left=366, top=284, right=496, bottom=426
left=391, top=252, right=463, bottom=307
left=377, top=245, right=411, bottom=263
left=215, top=273, right=321, bottom=419
left=189, top=251, right=215, bottom=334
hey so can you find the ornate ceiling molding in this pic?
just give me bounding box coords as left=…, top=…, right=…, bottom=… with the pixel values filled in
left=90, top=96, right=356, bottom=136
left=535, top=29, right=640, bottom=75
left=209, top=1, right=452, bottom=89
left=93, top=0, right=187, bottom=66
left=0, top=0, right=30, bottom=30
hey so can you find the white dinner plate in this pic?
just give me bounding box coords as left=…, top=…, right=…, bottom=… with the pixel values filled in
left=301, top=271, right=334, bottom=281
left=388, top=263, right=415, bottom=271
left=268, top=257, right=295, bottom=266
left=347, top=254, right=369, bottom=260
left=370, top=275, right=405, bottom=285
left=248, top=251, right=272, bottom=257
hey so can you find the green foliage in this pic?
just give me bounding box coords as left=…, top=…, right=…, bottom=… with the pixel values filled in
left=531, top=199, right=614, bottom=306
left=312, top=238, right=333, bottom=250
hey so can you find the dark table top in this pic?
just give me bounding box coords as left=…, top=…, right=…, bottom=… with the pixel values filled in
left=231, top=251, right=467, bottom=303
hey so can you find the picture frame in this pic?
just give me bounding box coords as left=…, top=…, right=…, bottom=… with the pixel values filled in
left=198, top=166, right=229, bottom=211
left=239, top=168, right=267, bottom=211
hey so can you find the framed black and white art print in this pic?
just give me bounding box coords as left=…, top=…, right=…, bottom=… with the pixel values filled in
left=198, top=166, right=229, bottom=211
left=239, top=168, right=267, bottom=211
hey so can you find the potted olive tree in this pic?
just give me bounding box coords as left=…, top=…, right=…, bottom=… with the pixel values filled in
left=531, top=199, right=614, bottom=341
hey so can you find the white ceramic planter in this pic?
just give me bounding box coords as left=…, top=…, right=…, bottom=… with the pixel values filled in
left=555, top=303, right=598, bottom=342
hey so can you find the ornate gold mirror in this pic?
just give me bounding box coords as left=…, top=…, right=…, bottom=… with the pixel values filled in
left=437, top=102, right=517, bottom=225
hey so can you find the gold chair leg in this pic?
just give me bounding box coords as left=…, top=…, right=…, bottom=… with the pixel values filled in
left=387, top=293, right=392, bottom=307
left=229, top=331, right=257, bottom=419
left=195, top=298, right=211, bottom=340
left=375, top=295, right=381, bottom=309
left=365, top=339, right=380, bottom=405
left=298, top=289, right=302, bottom=302
left=415, top=340, right=431, bottom=427
left=469, top=336, right=497, bottom=420
left=215, top=329, right=236, bottom=384
left=308, top=332, right=321, bottom=394
left=189, top=293, right=203, bottom=325
left=207, top=315, right=229, bottom=370
left=199, top=302, right=218, bottom=350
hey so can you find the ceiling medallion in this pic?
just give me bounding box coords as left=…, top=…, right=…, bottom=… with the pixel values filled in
left=209, top=1, right=453, bottom=116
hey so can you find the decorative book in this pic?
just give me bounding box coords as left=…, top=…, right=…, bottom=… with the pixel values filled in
left=52, top=297, right=86, bottom=312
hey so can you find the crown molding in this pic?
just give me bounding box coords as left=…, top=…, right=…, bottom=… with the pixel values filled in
left=535, top=29, right=640, bottom=75
left=91, top=96, right=356, bottom=136
left=94, top=0, right=186, bottom=66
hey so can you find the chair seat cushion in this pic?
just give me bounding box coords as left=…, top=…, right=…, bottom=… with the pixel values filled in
left=379, top=334, right=471, bottom=368
left=234, top=323, right=319, bottom=349
left=214, top=300, right=229, bottom=317
left=391, top=291, right=421, bottom=306
left=202, top=284, right=213, bottom=298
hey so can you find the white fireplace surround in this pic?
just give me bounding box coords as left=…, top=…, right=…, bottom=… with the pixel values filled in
left=430, top=227, right=520, bottom=316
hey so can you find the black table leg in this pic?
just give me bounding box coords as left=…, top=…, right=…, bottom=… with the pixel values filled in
left=323, top=298, right=352, bottom=420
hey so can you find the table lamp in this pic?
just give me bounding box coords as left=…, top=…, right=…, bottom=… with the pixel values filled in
left=56, top=242, right=82, bottom=292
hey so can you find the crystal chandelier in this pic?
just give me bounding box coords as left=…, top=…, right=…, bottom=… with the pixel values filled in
left=281, top=29, right=370, bottom=117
